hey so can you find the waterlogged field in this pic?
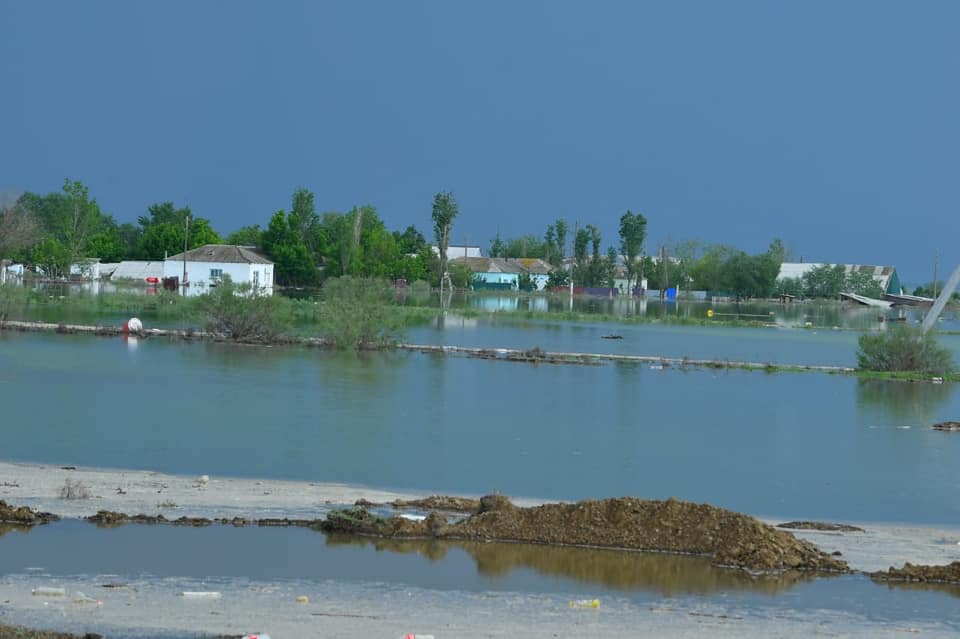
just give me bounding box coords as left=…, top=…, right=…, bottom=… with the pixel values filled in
left=1, top=330, right=959, bottom=523
left=2, top=319, right=960, bottom=637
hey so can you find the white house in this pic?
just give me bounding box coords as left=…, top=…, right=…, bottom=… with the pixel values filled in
left=432, top=244, right=483, bottom=261
left=163, top=245, right=274, bottom=295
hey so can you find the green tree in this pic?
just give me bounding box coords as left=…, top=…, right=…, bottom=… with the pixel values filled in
left=554, top=218, right=568, bottom=261
left=32, top=237, right=70, bottom=278
left=394, top=225, right=427, bottom=255
left=261, top=210, right=317, bottom=287
left=544, top=224, right=557, bottom=265
left=803, top=264, right=846, bottom=298
left=319, top=276, right=405, bottom=349
left=86, top=224, right=126, bottom=262
left=431, top=191, right=459, bottom=300
left=572, top=226, right=589, bottom=285
left=226, top=224, right=264, bottom=247
left=857, top=327, right=955, bottom=375
left=489, top=231, right=505, bottom=258
left=0, top=200, right=39, bottom=259
left=844, top=269, right=884, bottom=298
left=618, top=210, right=647, bottom=295
left=502, top=234, right=546, bottom=258
left=135, top=202, right=222, bottom=259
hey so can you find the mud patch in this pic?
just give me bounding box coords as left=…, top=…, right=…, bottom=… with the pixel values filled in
left=0, top=500, right=59, bottom=525
left=322, top=495, right=848, bottom=574
left=871, top=561, right=960, bottom=585
left=776, top=521, right=864, bottom=532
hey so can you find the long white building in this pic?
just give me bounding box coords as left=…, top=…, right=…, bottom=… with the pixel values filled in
left=163, top=244, right=274, bottom=295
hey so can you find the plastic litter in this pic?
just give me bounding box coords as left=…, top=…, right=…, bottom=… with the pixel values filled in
left=243, top=635, right=271, bottom=639
left=404, top=635, right=435, bottom=639
left=295, top=595, right=310, bottom=604
left=31, top=587, right=66, bottom=597
left=399, top=514, right=426, bottom=522
left=179, top=591, right=222, bottom=599
left=73, top=592, right=103, bottom=606
left=569, top=598, right=600, bottom=609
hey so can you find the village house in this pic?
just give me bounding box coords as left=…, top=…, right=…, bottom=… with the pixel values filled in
left=505, top=258, right=552, bottom=291
left=432, top=244, right=483, bottom=261
left=163, top=244, right=274, bottom=295
left=777, top=263, right=903, bottom=296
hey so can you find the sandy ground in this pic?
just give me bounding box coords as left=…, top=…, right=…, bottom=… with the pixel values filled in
left=2, top=461, right=960, bottom=638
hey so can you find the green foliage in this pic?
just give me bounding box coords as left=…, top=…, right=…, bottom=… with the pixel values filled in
left=775, top=277, right=804, bottom=297
left=843, top=269, right=884, bottom=298
left=135, top=202, right=222, bottom=260
left=262, top=210, right=317, bottom=286
left=319, top=276, right=405, bottom=349
left=86, top=226, right=126, bottom=262
left=802, top=264, right=846, bottom=298
left=0, top=201, right=40, bottom=259
left=554, top=218, right=568, bottom=261
left=618, top=210, right=647, bottom=293
left=393, top=225, right=427, bottom=255
left=546, top=269, right=570, bottom=288
left=226, top=224, right=264, bottom=247
left=431, top=191, right=459, bottom=297
left=199, top=277, right=291, bottom=343
left=32, top=237, right=70, bottom=278
left=498, top=234, right=547, bottom=258
left=489, top=231, right=505, bottom=258
left=448, top=261, right=474, bottom=289
left=857, top=327, right=955, bottom=375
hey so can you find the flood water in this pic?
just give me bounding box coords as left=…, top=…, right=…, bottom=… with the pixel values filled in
left=2, top=521, right=959, bottom=628
left=2, top=331, right=959, bottom=524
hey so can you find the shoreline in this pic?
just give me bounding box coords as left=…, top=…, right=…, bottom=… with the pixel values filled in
left=2, top=461, right=958, bottom=574
left=3, top=461, right=960, bottom=638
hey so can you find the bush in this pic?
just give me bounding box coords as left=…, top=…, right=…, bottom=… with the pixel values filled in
left=319, top=276, right=406, bottom=349
left=857, top=326, right=956, bottom=375
left=199, top=278, right=291, bottom=342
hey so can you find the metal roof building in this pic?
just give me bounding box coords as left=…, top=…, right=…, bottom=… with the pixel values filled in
left=777, top=263, right=902, bottom=295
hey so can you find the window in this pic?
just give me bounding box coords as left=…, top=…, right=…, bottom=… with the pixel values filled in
left=253, top=271, right=260, bottom=287
left=210, top=268, right=223, bottom=279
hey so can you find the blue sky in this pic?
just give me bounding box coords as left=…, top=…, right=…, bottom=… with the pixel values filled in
left=1, top=1, right=957, bottom=280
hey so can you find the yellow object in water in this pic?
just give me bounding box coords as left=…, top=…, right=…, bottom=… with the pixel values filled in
left=296, top=595, right=310, bottom=604
left=569, top=598, right=600, bottom=609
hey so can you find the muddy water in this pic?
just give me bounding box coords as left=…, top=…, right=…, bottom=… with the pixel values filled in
left=2, top=521, right=959, bottom=631
left=1, top=332, right=959, bottom=524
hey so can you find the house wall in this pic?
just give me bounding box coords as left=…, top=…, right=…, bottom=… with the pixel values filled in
left=475, top=272, right=519, bottom=290
left=162, top=260, right=274, bottom=295
left=529, top=273, right=549, bottom=291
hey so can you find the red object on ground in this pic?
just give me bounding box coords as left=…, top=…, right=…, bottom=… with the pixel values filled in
left=145, top=276, right=159, bottom=283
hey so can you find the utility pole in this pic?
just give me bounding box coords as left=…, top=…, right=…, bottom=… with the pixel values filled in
left=933, top=249, right=940, bottom=298
left=182, top=213, right=190, bottom=295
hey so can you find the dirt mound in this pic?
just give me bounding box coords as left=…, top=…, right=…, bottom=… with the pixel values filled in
left=871, top=561, right=960, bottom=584
left=0, top=624, right=102, bottom=639
left=776, top=521, right=864, bottom=532
left=85, top=511, right=213, bottom=527
left=0, top=500, right=59, bottom=525
left=322, top=495, right=847, bottom=573
left=391, top=495, right=481, bottom=513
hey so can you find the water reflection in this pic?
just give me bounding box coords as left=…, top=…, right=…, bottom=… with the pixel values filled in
left=0, top=524, right=32, bottom=539
left=323, top=534, right=813, bottom=596
left=856, top=379, right=955, bottom=423
left=874, top=580, right=960, bottom=599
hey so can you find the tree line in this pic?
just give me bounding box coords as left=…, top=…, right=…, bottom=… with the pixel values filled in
left=3, top=178, right=895, bottom=302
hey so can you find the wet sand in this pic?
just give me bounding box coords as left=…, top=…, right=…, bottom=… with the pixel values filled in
left=2, top=461, right=960, bottom=638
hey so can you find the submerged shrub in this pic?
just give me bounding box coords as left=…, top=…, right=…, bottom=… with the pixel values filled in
left=199, top=277, right=291, bottom=342
left=856, top=326, right=955, bottom=376
left=319, top=276, right=406, bottom=349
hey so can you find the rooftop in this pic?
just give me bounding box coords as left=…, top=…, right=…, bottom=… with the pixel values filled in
left=165, top=245, right=272, bottom=265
